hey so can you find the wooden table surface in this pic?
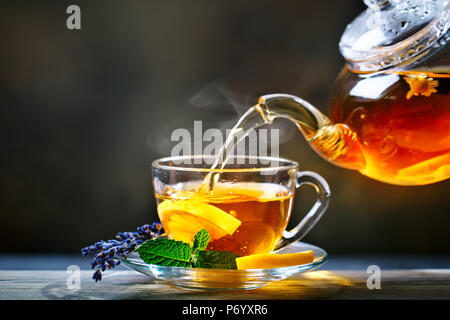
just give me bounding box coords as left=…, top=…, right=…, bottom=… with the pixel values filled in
left=1, top=255, right=449, bottom=300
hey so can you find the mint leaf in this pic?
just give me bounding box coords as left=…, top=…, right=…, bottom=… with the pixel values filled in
left=137, top=238, right=192, bottom=267
left=192, top=228, right=210, bottom=253
left=192, top=250, right=239, bottom=269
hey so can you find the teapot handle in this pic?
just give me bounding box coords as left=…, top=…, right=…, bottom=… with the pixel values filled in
left=274, top=171, right=331, bottom=251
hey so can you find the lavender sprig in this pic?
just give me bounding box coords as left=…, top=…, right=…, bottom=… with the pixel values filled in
left=81, top=222, right=164, bottom=282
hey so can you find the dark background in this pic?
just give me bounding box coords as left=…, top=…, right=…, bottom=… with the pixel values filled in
left=1, top=0, right=449, bottom=254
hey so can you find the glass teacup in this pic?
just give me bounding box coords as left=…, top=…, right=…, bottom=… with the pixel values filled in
left=152, top=155, right=330, bottom=256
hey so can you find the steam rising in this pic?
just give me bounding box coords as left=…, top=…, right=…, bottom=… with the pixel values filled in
left=147, top=81, right=297, bottom=157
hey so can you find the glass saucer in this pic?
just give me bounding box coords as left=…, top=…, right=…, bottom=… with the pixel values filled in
left=121, top=241, right=327, bottom=291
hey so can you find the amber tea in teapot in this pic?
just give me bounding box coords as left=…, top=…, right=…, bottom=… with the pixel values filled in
left=328, top=67, right=450, bottom=185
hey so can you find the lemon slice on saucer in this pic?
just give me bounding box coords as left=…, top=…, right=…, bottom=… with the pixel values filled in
left=236, top=250, right=314, bottom=270
left=157, top=200, right=242, bottom=244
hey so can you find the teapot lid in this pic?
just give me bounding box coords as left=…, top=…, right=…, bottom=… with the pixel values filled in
left=339, top=0, right=449, bottom=72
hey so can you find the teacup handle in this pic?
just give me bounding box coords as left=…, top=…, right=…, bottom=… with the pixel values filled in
left=274, top=171, right=330, bottom=251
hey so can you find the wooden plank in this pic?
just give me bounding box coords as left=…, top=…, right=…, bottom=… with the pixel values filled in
left=0, top=269, right=449, bottom=300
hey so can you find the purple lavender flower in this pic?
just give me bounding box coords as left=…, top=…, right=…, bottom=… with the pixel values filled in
left=82, top=223, right=164, bottom=282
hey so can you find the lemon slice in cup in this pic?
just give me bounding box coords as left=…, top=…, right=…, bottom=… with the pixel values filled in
left=157, top=199, right=242, bottom=244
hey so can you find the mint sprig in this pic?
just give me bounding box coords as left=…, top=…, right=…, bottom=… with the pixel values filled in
left=192, top=228, right=210, bottom=253
left=192, top=250, right=239, bottom=269
left=137, top=228, right=239, bottom=269
left=137, top=238, right=192, bottom=267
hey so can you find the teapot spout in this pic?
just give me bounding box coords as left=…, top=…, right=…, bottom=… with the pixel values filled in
left=258, top=94, right=366, bottom=170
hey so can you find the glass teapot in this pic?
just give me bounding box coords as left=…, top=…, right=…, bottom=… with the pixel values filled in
left=252, top=0, right=449, bottom=185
